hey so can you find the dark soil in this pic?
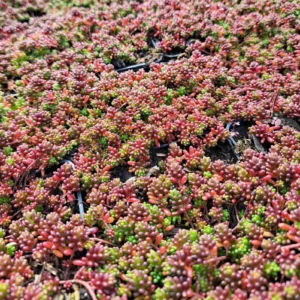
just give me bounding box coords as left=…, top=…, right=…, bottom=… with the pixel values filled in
left=111, top=164, right=134, bottom=182
left=205, top=141, right=237, bottom=163
left=278, top=117, right=300, bottom=131
left=228, top=202, right=247, bottom=229
left=228, top=120, right=252, bottom=143
left=149, top=144, right=169, bottom=167
left=114, top=38, right=187, bottom=73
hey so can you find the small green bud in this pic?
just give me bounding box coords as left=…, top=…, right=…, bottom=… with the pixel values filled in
left=203, top=171, right=212, bottom=179
left=3, top=146, right=13, bottom=156
left=6, top=242, right=17, bottom=257
left=189, top=230, right=198, bottom=242
left=263, top=261, right=280, bottom=278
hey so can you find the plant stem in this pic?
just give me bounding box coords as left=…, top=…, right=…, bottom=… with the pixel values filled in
left=281, top=243, right=300, bottom=251
left=90, top=237, right=116, bottom=246
left=205, top=256, right=226, bottom=265
left=60, top=279, right=97, bottom=300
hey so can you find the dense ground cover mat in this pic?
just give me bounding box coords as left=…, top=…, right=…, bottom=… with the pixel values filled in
left=0, top=0, right=300, bottom=299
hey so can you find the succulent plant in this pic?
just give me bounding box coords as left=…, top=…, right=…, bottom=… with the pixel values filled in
left=0, top=0, right=300, bottom=298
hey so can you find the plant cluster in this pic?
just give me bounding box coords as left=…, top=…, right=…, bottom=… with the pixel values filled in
left=0, top=0, right=300, bottom=299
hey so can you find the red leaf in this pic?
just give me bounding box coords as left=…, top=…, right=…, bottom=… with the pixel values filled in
left=278, top=223, right=294, bottom=232
left=72, top=260, right=85, bottom=266
left=63, top=248, right=74, bottom=256
left=286, top=234, right=300, bottom=243
left=159, top=246, right=167, bottom=254
left=170, top=177, right=178, bottom=184
left=162, top=208, right=171, bottom=216
left=249, top=169, right=256, bottom=177
left=43, top=241, right=53, bottom=249
left=270, top=125, right=280, bottom=131
left=179, top=175, right=187, bottom=186
left=128, top=197, right=140, bottom=203
left=155, top=233, right=163, bottom=246
left=53, top=249, right=63, bottom=258
left=281, top=211, right=292, bottom=221
left=185, top=266, right=193, bottom=278
left=251, top=240, right=261, bottom=247
left=165, top=225, right=174, bottom=231
left=203, top=192, right=211, bottom=201
left=104, top=214, right=114, bottom=224
left=143, top=215, right=152, bottom=222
